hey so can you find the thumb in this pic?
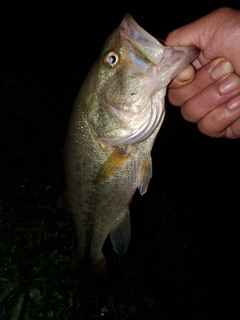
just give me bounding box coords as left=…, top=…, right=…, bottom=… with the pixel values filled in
left=168, top=64, right=195, bottom=89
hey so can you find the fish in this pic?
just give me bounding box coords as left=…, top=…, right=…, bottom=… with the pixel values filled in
left=61, top=14, right=199, bottom=279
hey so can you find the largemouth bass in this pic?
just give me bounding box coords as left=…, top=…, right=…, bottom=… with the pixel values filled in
left=62, top=14, right=199, bottom=278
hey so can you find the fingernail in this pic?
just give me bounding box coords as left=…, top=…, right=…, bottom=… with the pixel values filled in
left=212, top=58, right=234, bottom=80
left=219, top=74, right=240, bottom=94
left=227, top=95, right=240, bottom=110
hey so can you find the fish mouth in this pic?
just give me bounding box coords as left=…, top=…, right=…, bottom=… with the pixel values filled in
left=120, top=14, right=164, bottom=66
left=120, top=13, right=199, bottom=81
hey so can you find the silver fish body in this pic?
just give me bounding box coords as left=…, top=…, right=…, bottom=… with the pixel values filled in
left=62, top=14, right=199, bottom=276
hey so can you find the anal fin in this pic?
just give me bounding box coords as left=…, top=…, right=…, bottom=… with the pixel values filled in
left=110, top=210, right=131, bottom=254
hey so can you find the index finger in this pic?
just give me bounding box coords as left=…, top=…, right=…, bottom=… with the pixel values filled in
left=165, top=8, right=240, bottom=74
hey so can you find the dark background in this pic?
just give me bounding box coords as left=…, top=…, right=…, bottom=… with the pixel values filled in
left=2, top=1, right=240, bottom=319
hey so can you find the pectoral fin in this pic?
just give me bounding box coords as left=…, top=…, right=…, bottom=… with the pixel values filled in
left=94, top=147, right=130, bottom=184
left=138, top=155, right=152, bottom=195
left=110, top=210, right=131, bottom=254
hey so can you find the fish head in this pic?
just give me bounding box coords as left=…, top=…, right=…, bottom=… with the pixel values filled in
left=87, top=14, right=199, bottom=146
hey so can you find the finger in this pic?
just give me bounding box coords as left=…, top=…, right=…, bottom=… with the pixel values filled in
left=181, top=73, right=240, bottom=123
left=165, top=7, right=240, bottom=76
left=197, top=95, right=240, bottom=138
left=169, top=64, right=195, bottom=88
left=165, top=8, right=239, bottom=67
left=168, top=58, right=234, bottom=106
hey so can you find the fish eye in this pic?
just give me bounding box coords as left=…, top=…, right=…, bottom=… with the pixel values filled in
left=103, top=51, right=119, bottom=67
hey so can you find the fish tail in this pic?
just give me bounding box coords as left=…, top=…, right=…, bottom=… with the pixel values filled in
left=67, top=253, right=109, bottom=286
left=88, top=258, right=108, bottom=284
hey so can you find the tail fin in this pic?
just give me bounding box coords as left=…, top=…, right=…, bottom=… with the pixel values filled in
left=65, top=253, right=109, bottom=287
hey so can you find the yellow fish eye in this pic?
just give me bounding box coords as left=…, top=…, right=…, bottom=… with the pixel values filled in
left=103, top=51, right=119, bottom=67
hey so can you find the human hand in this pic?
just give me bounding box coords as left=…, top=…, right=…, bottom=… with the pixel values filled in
left=165, top=7, right=240, bottom=138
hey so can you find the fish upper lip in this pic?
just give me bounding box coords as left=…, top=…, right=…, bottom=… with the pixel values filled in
left=105, top=98, right=140, bottom=114
left=105, top=98, right=119, bottom=112
left=105, top=99, right=122, bottom=119
left=120, top=14, right=199, bottom=69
